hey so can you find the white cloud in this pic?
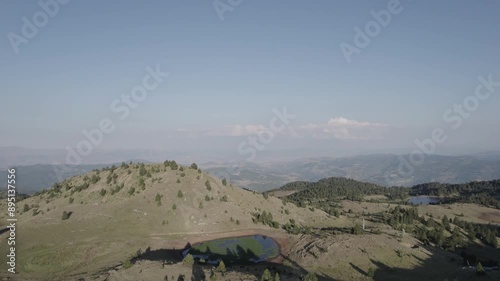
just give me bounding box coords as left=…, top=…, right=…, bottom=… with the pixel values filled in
left=205, top=124, right=268, bottom=137
left=298, top=117, right=389, bottom=140
left=175, top=117, right=389, bottom=140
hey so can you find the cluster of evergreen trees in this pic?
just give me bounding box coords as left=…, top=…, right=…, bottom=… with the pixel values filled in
left=452, top=217, right=499, bottom=248
left=278, top=181, right=310, bottom=192
left=414, top=214, right=499, bottom=250
left=251, top=207, right=313, bottom=235
left=411, top=180, right=500, bottom=209
left=251, top=211, right=280, bottom=228
left=415, top=221, right=464, bottom=251
left=282, top=218, right=311, bottom=235
left=382, top=204, right=500, bottom=254
left=282, top=178, right=408, bottom=210
left=110, top=183, right=125, bottom=195
left=163, top=160, right=179, bottom=170
left=106, top=172, right=118, bottom=185
left=69, top=181, right=89, bottom=195
left=386, top=206, right=419, bottom=231
left=411, top=180, right=500, bottom=196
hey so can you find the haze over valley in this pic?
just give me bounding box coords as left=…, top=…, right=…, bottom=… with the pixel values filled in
left=1, top=1, right=499, bottom=280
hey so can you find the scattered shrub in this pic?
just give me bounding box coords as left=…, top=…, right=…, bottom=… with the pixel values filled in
left=128, top=187, right=136, bottom=196
left=368, top=267, right=376, bottom=278
left=182, top=254, right=194, bottom=266
left=61, top=211, right=71, bottom=220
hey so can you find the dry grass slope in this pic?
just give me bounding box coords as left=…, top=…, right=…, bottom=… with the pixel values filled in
left=0, top=163, right=498, bottom=281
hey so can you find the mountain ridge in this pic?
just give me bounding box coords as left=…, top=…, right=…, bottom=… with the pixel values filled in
left=205, top=153, right=500, bottom=191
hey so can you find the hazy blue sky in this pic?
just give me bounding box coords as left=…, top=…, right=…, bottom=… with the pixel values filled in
left=1, top=0, right=499, bottom=161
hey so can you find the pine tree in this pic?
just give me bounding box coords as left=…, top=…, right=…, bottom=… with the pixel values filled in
left=61, top=211, right=70, bottom=220
left=442, top=215, right=450, bottom=230
left=303, top=272, right=318, bottom=281
left=155, top=193, right=162, bottom=206
left=138, top=177, right=145, bottom=190
left=122, top=258, right=132, bottom=269
left=128, top=187, right=135, bottom=196
left=260, top=269, right=273, bottom=281
left=418, top=227, right=429, bottom=244
left=447, top=226, right=463, bottom=250
left=426, top=218, right=436, bottom=227
left=139, top=164, right=146, bottom=176
left=216, top=260, right=226, bottom=274
left=368, top=267, right=375, bottom=278
left=351, top=224, right=363, bottom=235
left=182, top=254, right=194, bottom=266
left=476, top=262, right=485, bottom=276
left=170, top=161, right=178, bottom=170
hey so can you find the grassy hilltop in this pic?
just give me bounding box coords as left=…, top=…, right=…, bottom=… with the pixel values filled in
left=0, top=161, right=326, bottom=280
left=0, top=162, right=499, bottom=281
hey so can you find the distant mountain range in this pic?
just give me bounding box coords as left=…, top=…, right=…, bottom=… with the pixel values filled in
left=0, top=147, right=175, bottom=169
left=204, top=153, right=500, bottom=191
left=0, top=164, right=111, bottom=194
left=2, top=153, right=500, bottom=194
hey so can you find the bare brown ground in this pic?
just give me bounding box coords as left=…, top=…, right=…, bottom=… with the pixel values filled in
left=478, top=211, right=500, bottom=223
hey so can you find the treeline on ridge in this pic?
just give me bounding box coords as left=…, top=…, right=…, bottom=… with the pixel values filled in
left=411, top=180, right=500, bottom=209
left=282, top=177, right=408, bottom=204
left=276, top=177, right=500, bottom=210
